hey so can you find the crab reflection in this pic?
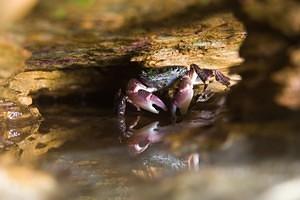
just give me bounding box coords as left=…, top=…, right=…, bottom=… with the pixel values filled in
left=121, top=97, right=229, bottom=175
left=127, top=121, right=161, bottom=154
left=123, top=114, right=228, bottom=179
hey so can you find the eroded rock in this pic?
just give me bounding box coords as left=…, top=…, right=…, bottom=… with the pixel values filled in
left=1, top=12, right=246, bottom=109
left=132, top=13, right=246, bottom=70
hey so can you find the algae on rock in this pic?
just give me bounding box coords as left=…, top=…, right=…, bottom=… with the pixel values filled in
left=1, top=13, right=246, bottom=110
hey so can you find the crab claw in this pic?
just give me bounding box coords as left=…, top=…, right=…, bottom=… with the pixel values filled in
left=126, top=79, right=167, bottom=114
left=128, top=121, right=160, bottom=154
left=171, top=68, right=197, bottom=116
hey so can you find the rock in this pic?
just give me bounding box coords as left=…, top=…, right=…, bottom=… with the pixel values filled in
left=0, top=0, right=37, bottom=28
left=0, top=155, right=58, bottom=200
left=259, top=177, right=300, bottom=200
left=30, top=0, right=202, bottom=32
left=0, top=11, right=246, bottom=114
left=131, top=13, right=246, bottom=70
left=133, top=117, right=300, bottom=200
left=227, top=31, right=289, bottom=120
left=0, top=98, right=41, bottom=150
left=241, top=0, right=300, bottom=36
left=8, top=69, right=109, bottom=98
left=134, top=164, right=300, bottom=200
left=1, top=105, right=119, bottom=161
left=0, top=38, right=30, bottom=83
left=0, top=2, right=247, bottom=164
left=272, top=48, right=300, bottom=110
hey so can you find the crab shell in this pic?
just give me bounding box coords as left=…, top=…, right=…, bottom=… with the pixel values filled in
left=138, top=65, right=240, bottom=99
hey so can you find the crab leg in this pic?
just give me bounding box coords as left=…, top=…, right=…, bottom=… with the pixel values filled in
left=213, top=70, right=230, bottom=86
left=126, top=79, right=167, bottom=114
left=171, top=67, right=198, bottom=117
left=191, top=64, right=230, bottom=87
left=115, top=89, right=127, bottom=117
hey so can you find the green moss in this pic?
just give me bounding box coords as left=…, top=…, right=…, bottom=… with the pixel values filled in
left=52, top=7, right=67, bottom=20
left=71, top=0, right=96, bottom=8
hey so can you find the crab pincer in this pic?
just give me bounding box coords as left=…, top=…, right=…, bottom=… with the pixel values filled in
left=126, top=79, right=168, bottom=114
left=127, top=121, right=161, bottom=154
left=171, top=67, right=198, bottom=117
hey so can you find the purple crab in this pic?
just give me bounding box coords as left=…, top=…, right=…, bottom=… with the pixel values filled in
left=116, top=63, right=231, bottom=119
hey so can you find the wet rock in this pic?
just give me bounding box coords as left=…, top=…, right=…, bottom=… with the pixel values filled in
left=131, top=150, right=188, bottom=179
left=2, top=106, right=119, bottom=161
left=8, top=69, right=110, bottom=98
left=135, top=164, right=300, bottom=200
left=0, top=99, right=40, bottom=122
left=0, top=98, right=41, bottom=150
left=132, top=13, right=246, bottom=70
left=0, top=10, right=246, bottom=123
left=133, top=117, right=300, bottom=200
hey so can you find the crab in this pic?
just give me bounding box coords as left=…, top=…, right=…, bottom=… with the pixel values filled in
left=116, top=64, right=231, bottom=120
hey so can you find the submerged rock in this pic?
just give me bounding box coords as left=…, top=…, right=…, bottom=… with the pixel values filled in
left=134, top=164, right=300, bottom=200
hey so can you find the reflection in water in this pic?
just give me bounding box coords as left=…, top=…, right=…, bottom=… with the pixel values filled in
left=127, top=120, right=161, bottom=154
left=118, top=95, right=229, bottom=177
left=1, top=95, right=300, bottom=200
left=124, top=118, right=208, bottom=172
left=0, top=94, right=230, bottom=199
left=0, top=99, right=41, bottom=157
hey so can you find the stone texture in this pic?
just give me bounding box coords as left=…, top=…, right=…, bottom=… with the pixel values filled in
left=241, top=0, right=300, bottom=36
left=273, top=48, right=300, bottom=110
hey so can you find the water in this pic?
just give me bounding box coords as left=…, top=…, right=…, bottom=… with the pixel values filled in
left=1, top=98, right=300, bottom=200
